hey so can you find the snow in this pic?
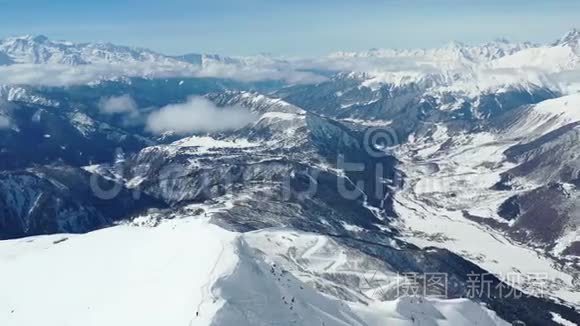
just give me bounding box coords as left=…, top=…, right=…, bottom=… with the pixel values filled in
left=550, top=312, right=577, bottom=326
left=393, top=120, right=580, bottom=306
left=491, top=45, right=579, bottom=72
left=82, top=164, right=101, bottom=174
left=70, top=112, right=97, bottom=136
left=342, top=118, right=393, bottom=127
left=212, top=237, right=368, bottom=326
left=327, top=29, right=580, bottom=97
left=240, top=228, right=509, bottom=326
left=552, top=224, right=580, bottom=257
left=233, top=91, right=306, bottom=115
left=126, top=175, right=147, bottom=188
left=171, top=136, right=259, bottom=153
left=393, top=190, right=579, bottom=304
left=533, top=93, right=580, bottom=123
left=0, top=218, right=510, bottom=326
left=0, top=35, right=185, bottom=66
left=0, top=30, right=579, bottom=92
left=0, top=85, right=59, bottom=106
left=329, top=39, right=534, bottom=69
left=0, top=218, right=238, bottom=326
left=259, top=111, right=301, bottom=121
left=503, top=93, right=580, bottom=142
left=0, top=36, right=324, bottom=86
left=3, top=29, right=580, bottom=326
left=353, top=297, right=509, bottom=326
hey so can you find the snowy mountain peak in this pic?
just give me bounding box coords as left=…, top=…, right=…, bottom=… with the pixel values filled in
left=0, top=34, right=246, bottom=69
left=0, top=34, right=86, bottom=64
left=328, top=39, right=534, bottom=67
left=554, top=28, right=580, bottom=47
left=0, top=34, right=187, bottom=66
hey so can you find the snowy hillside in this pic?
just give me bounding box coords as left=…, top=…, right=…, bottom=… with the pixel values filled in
left=387, top=91, right=580, bottom=307
left=0, top=217, right=511, bottom=326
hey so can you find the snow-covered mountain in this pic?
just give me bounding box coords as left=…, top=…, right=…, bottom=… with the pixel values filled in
left=0, top=35, right=284, bottom=70
left=329, top=39, right=536, bottom=69
left=0, top=218, right=518, bottom=326
left=0, top=35, right=325, bottom=86
left=2, top=29, right=580, bottom=326
left=0, top=30, right=579, bottom=93
left=0, top=35, right=186, bottom=66
left=491, top=29, right=580, bottom=72
left=323, top=29, right=580, bottom=95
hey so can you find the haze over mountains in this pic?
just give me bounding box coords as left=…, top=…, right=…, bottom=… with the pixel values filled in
left=0, top=28, right=579, bottom=88
left=0, top=29, right=580, bottom=326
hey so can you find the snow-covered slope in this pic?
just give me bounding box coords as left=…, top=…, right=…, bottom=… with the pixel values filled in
left=0, top=217, right=511, bottom=326
left=393, top=130, right=580, bottom=305
left=500, top=93, right=580, bottom=141
left=387, top=91, right=580, bottom=306
left=0, top=85, right=58, bottom=106
left=0, top=218, right=238, bottom=326
left=491, top=29, right=580, bottom=72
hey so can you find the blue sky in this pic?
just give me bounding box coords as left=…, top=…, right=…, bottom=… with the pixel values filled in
left=0, top=0, right=578, bottom=56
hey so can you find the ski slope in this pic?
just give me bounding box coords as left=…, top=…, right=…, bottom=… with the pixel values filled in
left=0, top=218, right=238, bottom=326
left=0, top=217, right=510, bottom=326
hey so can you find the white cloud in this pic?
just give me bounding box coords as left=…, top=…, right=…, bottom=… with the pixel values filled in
left=98, top=95, right=138, bottom=114
left=146, top=96, right=257, bottom=135
left=196, top=62, right=327, bottom=84
left=0, top=61, right=326, bottom=87
left=0, top=51, right=576, bottom=93
left=0, top=63, right=198, bottom=87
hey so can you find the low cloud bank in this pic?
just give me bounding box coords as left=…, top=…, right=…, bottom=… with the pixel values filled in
left=0, top=61, right=326, bottom=87
left=0, top=63, right=197, bottom=87
left=98, top=95, right=138, bottom=114
left=0, top=54, right=576, bottom=94
left=146, top=96, right=257, bottom=135
left=197, top=62, right=326, bottom=84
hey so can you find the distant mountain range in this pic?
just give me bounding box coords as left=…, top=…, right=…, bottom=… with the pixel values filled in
left=0, top=29, right=578, bottom=89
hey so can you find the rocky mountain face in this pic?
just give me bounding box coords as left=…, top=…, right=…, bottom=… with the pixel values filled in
left=0, top=165, right=165, bottom=239
left=0, top=98, right=151, bottom=170
left=1, top=31, right=580, bottom=325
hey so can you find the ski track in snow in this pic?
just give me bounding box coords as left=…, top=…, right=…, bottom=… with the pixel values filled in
left=0, top=218, right=238, bottom=326
left=195, top=241, right=226, bottom=320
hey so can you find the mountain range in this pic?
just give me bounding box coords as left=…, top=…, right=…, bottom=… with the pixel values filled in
left=0, top=29, right=580, bottom=326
